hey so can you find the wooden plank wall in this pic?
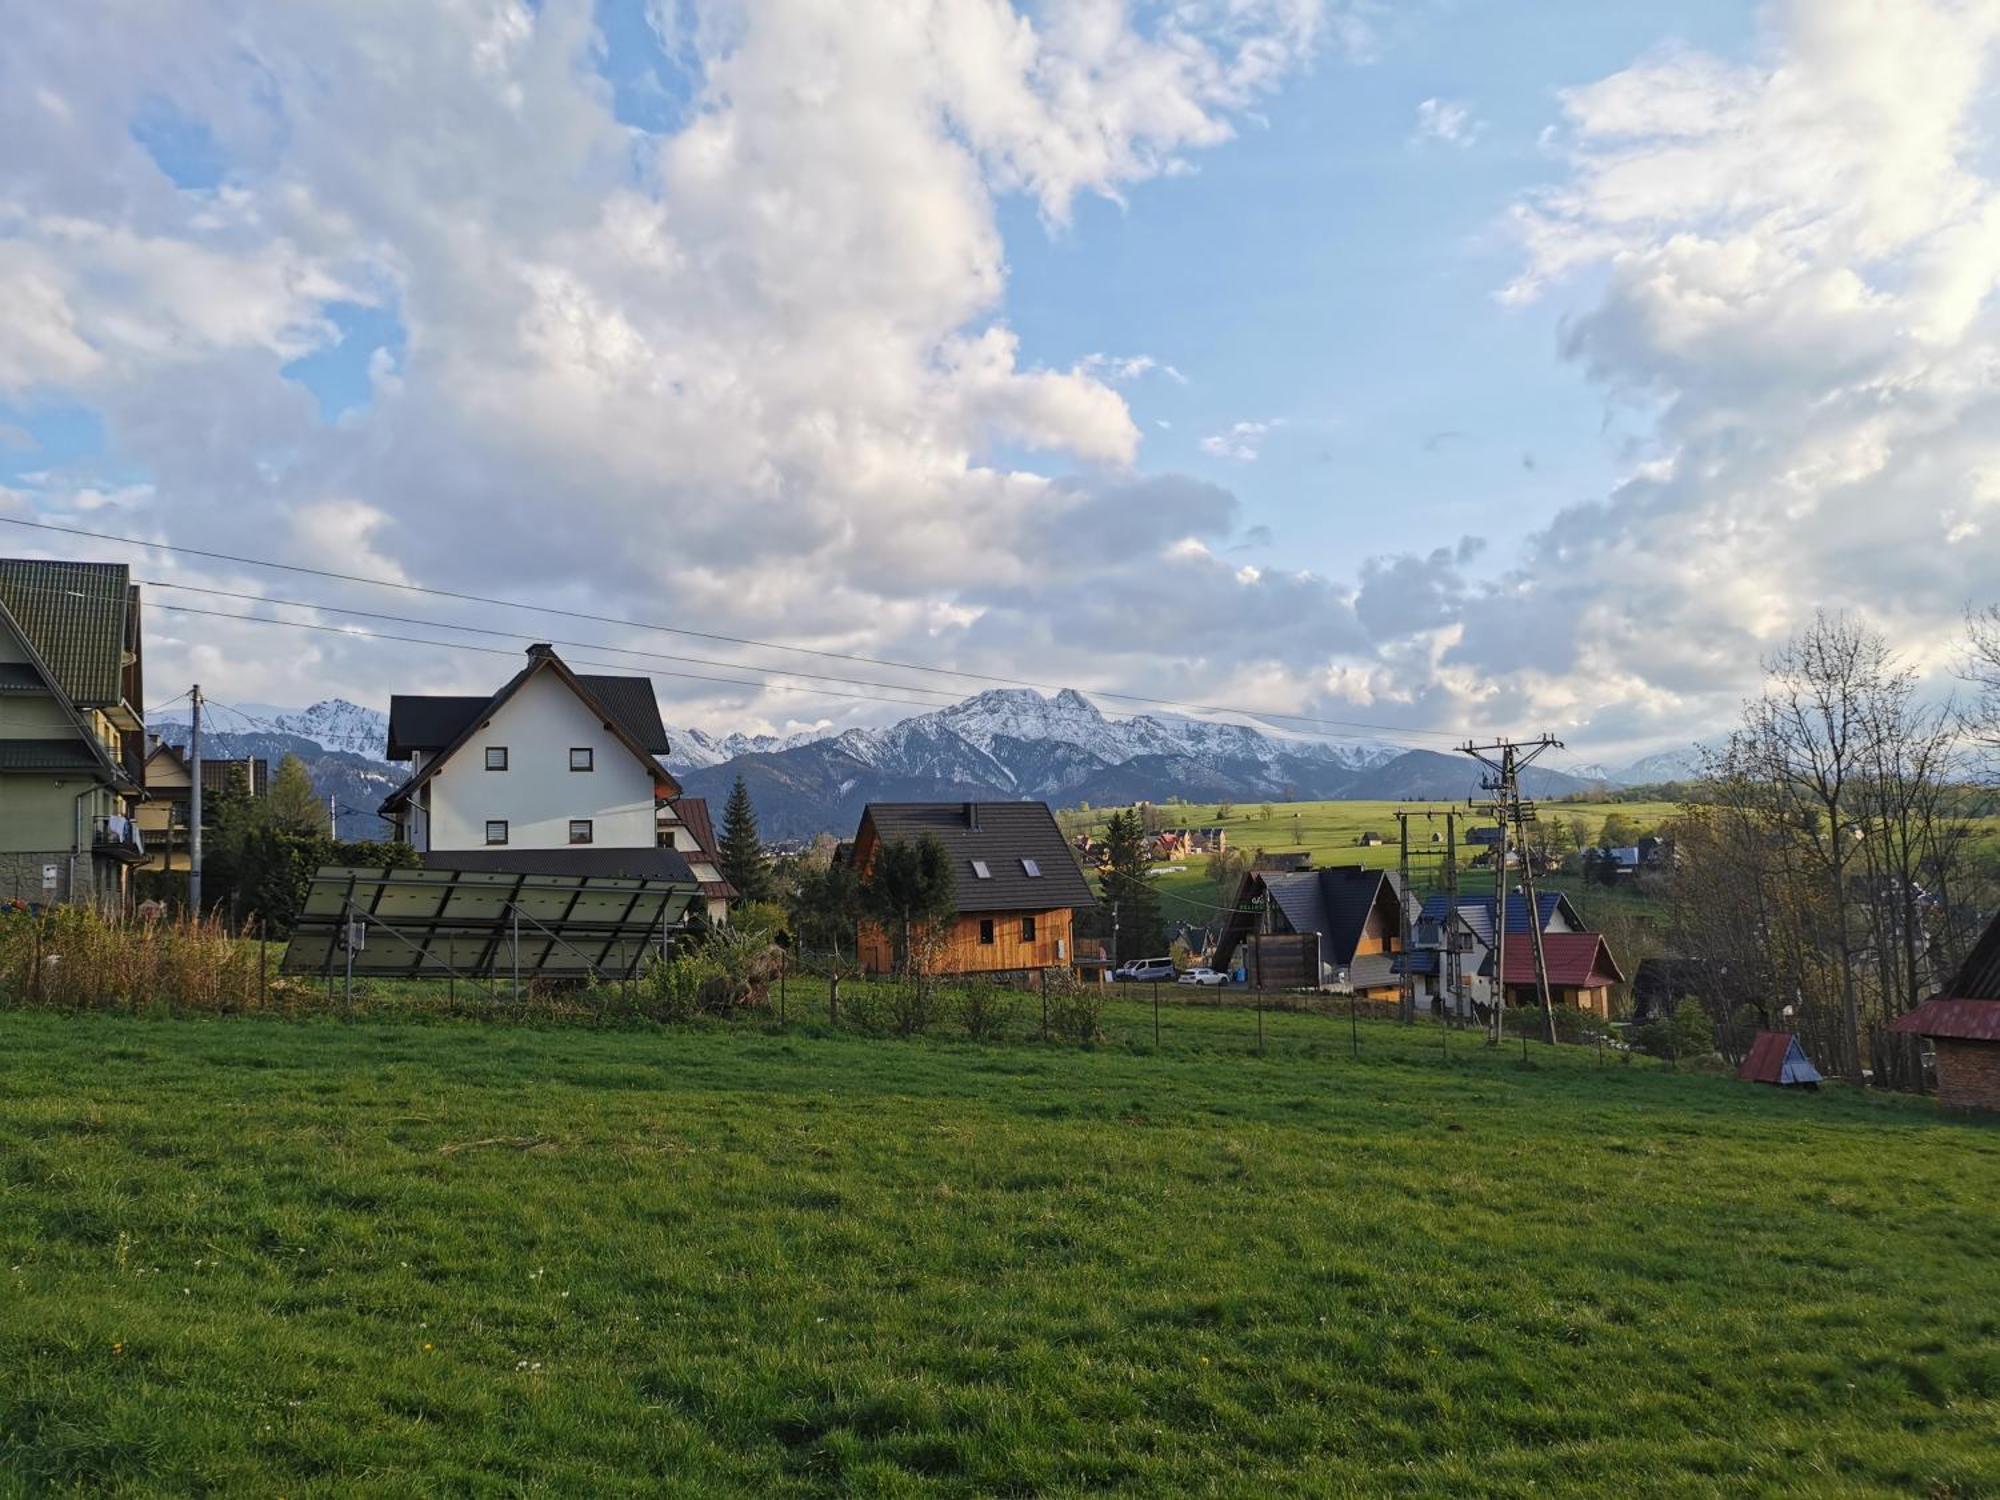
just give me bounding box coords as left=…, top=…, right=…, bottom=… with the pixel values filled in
left=859, top=908, right=1077, bottom=975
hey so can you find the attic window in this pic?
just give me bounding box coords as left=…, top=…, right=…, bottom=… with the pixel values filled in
left=970, top=859, right=992, bottom=880
left=485, top=746, right=508, bottom=771
left=1021, top=858, right=1041, bottom=878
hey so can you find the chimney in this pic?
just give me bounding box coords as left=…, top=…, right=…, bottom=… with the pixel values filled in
left=526, top=643, right=555, bottom=659
left=964, top=801, right=979, bottom=830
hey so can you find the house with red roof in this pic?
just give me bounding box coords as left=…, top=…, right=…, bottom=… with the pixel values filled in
left=1495, top=931, right=1625, bottom=1018
left=1891, top=909, right=2000, bottom=1111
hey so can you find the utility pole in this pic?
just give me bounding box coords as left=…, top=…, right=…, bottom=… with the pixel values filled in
left=188, top=683, right=204, bottom=916
left=1444, top=809, right=1461, bottom=1024
left=1395, top=810, right=1414, bottom=1024
left=1460, top=735, right=1562, bottom=1047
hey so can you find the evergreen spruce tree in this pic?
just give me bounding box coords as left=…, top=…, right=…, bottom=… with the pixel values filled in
left=718, top=774, right=774, bottom=903
left=1099, top=808, right=1164, bottom=963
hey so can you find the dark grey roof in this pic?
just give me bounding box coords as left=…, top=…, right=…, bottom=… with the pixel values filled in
left=1419, top=891, right=1576, bottom=938
left=1949, top=910, right=2000, bottom=1002
left=858, top=802, right=1096, bottom=913
left=0, top=738, right=103, bottom=772
left=1214, top=864, right=1407, bottom=973
left=386, top=676, right=668, bottom=761
left=577, top=676, right=669, bottom=753
left=385, top=696, right=490, bottom=760
left=0, top=559, right=132, bottom=707
left=421, top=847, right=697, bottom=883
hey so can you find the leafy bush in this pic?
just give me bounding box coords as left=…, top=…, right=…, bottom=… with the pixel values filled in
left=1042, top=967, right=1103, bottom=1044
left=957, top=983, right=1021, bottom=1041
left=1633, top=997, right=1714, bottom=1063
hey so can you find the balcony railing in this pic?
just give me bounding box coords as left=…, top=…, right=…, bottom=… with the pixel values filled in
left=91, top=815, right=147, bottom=861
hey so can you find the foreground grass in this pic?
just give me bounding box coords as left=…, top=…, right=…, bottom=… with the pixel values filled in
left=2, top=1007, right=1997, bottom=1497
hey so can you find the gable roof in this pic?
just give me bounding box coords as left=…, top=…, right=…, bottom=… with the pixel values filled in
left=1890, top=908, right=2000, bottom=1041
left=0, top=572, right=134, bottom=790
left=1739, top=1031, right=1824, bottom=1086
left=386, top=671, right=670, bottom=761
left=381, top=648, right=678, bottom=812
left=1213, top=864, right=1407, bottom=972
left=675, top=796, right=719, bottom=854
left=0, top=559, right=133, bottom=707
left=854, top=802, right=1096, bottom=914
left=144, top=741, right=269, bottom=798
left=1494, top=931, right=1624, bottom=988
left=1418, top=890, right=1580, bottom=945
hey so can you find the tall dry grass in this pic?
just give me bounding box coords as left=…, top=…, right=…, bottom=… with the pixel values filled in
left=0, top=907, right=265, bottom=1013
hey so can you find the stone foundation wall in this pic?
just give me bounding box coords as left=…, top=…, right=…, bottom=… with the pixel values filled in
left=0, top=850, right=117, bottom=906
left=1935, top=1039, right=2000, bottom=1113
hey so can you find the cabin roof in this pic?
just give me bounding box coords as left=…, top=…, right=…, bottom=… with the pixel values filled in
left=854, top=802, right=1096, bottom=914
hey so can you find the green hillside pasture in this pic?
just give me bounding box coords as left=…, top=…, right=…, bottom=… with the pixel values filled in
left=1065, top=799, right=1683, bottom=930
left=2, top=1007, right=1996, bottom=1496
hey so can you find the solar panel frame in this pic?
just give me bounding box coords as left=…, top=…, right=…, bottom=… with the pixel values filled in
left=283, top=866, right=698, bottom=980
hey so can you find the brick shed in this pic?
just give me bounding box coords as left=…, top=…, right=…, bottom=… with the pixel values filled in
left=1891, top=910, right=2000, bottom=1112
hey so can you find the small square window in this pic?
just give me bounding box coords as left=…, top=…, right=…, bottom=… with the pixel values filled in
left=978, top=918, right=995, bottom=944
left=1021, top=915, right=1037, bottom=942
left=1021, top=858, right=1041, bottom=877
left=485, top=746, right=508, bottom=771
left=970, top=859, right=991, bottom=879
left=485, top=820, right=509, bottom=845
left=569, top=819, right=594, bottom=845
left=569, top=747, right=594, bottom=772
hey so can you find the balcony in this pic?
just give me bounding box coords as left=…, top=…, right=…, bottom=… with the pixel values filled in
left=92, top=815, right=147, bottom=863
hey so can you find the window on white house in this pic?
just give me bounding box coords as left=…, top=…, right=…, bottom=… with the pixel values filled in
left=485, top=820, right=509, bottom=845
left=970, top=859, right=991, bottom=879
left=569, top=747, right=594, bottom=771
left=569, top=819, right=594, bottom=845
left=1021, top=858, right=1041, bottom=877
left=485, top=746, right=508, bottom=771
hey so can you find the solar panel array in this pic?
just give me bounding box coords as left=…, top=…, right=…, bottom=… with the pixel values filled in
left=283, top=866, right=698, bottom=980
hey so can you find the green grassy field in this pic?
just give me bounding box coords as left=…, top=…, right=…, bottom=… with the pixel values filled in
left=3, top=1005, right=1997, bottom=1496
left=1064, top=799, right=1684, bottom=929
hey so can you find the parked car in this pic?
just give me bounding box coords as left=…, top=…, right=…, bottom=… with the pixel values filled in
left=1176, top=966, right=1228, bottom=987
left=1113, top=957, right=1177, bottom=983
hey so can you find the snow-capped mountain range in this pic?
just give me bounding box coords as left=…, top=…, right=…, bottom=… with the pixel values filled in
left=147, top=686, right=1702, bottom=839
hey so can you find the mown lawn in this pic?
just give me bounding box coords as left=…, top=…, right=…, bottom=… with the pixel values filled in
left=2, top=1005, right=1997, bottom=1497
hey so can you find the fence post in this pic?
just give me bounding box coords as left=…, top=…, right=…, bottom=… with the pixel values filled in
left=1350, top=990, right=1359, bottom=1059
left=1040, top=966, right=1049, bottom=1041
left=258, top=923, right=268, bottom=1011
left=778, top=948, right=786, bottom=1025
left=1256, top=987, right=1264, bottom=1056
left=1153, top=979, right=1160, bottom=1048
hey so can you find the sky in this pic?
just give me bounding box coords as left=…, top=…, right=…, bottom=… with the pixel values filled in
left=3, top=0, right=1998, bottom=771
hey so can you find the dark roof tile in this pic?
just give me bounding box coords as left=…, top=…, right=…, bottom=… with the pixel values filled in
left=0, top=559, right=132, bottom=707
left=857, top=802, right=1095, bottom=913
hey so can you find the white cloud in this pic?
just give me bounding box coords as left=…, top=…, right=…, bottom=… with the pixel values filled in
left=1476, top=0, right=2000, bottom=745
left=1201, top=418, right=1279, bottom=461
left=1413, top=96, right=1481, bottom=146
left=0, top=0, right=1389, bottom=736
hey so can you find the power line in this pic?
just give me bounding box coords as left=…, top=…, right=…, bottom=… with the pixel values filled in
left=131, top=596, right=983, bottom=713
left=135, top=578, right=972, bottom=709
left=0, top=513, right=1468, bottom=741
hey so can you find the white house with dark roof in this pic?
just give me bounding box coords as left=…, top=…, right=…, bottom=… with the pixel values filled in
left=381, top=644, right=681, bottom=859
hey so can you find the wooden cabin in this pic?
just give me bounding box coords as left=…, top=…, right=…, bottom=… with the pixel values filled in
left=1496, top=931, right=1625, bottom=1017
left=849, top=802, right=1097, bottom=978
left=1891, top=909, right=2000, bottom=1111
left=1210, top=864, right=1410, bottom=996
